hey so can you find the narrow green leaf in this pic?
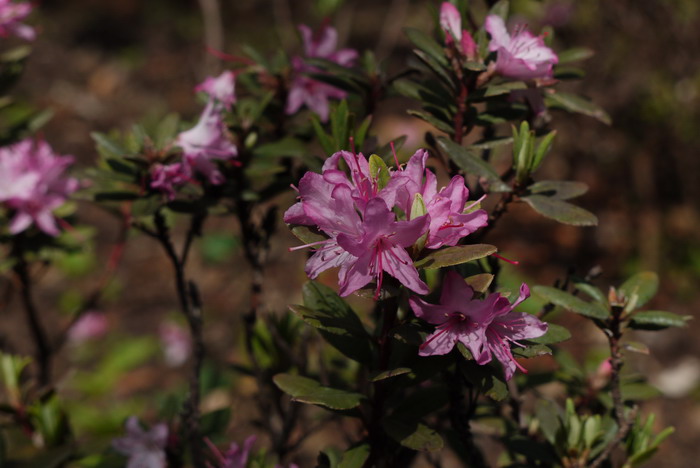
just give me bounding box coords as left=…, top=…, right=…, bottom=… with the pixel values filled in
left=253, top=137, right=307, bottom=158
left=383, top=419, right=443, bottom=452
left=155, top=113, right=179, bottom=149
left=311, top=116, right=336, bottom=155
left=489, top=0, right=510, bottom=19
left=574, top=282, right=607, bottom=305
left=531, top=130, right=557, bottom=172
left=512, top=343, right=552, bottom=358
left=628, top=310, right=690, bottom=330
left=437, top=137, right=511, bottom=192
left=620, top=382, right=661, bottom=401
left=484, top=81, right=526, bottom=97
left=370, top=368, right=411, bottom=382
left=331, top=100, right=350, bottom=151
left=545, top=91, right=611, bottom=125
left=414, top=244, right=497, bottom=269
left=532, top=286, right=609, bottom=319
left=91, top=132, right=128, bottom=158
left=412, top=49, right=454, bottom=88
left=527, top=180, right=589, bottom=200
left=403, top=28, right=448, bottom=68
left=273, top=374, right=365, bottom=410
left=406, top=109, right=454, bottom=134
left=338, top=444, right=370, bottom=468
left=469, top=136, right=513, bottom=150
left=369, top=154, right=391, bottom=190
left=529, top=323, right=572, bottom=345
left=557, top=47, right=595, bottom=64
left=522, top=195, right=598, bottom=226
left=619, top=272, right=658, bottom=311
left=290, top=225, right=326, bottom=246
left=355, top=115, right=372, bottom=150
left=465, top=273, right=494, bottom=293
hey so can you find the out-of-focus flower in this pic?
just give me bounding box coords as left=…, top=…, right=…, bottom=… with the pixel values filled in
left=285, top=24, right=358, bottom=122
left=439, top=2, right=477, bottom=59
left=207, top=435, right=256, bottom=468
left=410, top=271, right=547, bottom=379
left=386, top=149, right=487, bottom=249
left=67, top=311, right=109, bottom=344
left=150, top=163, right=191, bottom=200
left=0, top=0, right=35, bottom=41
left=484, top=14, right=558, bottom=80
left=0, top=139, right=78, bottom=236
left=159, top=322, right=191, bottom=367
left=176, top=101, right=237, bottom=184
left=112, top=416, right=168, bottom=468
left=195, top=71, right=236, bottom=110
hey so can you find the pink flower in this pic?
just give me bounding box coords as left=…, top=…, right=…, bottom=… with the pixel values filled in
left=207, top=435, right=256, bottom=468
left=176, top=101, right=237, bottom=184
left=112, top=417, right=168, bottom=468
left=410, top=271, right=547, bottom=379
left=195, top=71, right=236, bottom=110
left=439, top=2, right=477, bottom=59
left=159, top=322, right=191, bottom=367
left=484, top=15, right=558, bottom=80
left=0, top=0, right=35, bottom=41
left=285, top=24, right=358, bottom=122
left=150, top=163, right=191, bottom=200
left=387, top=150, right=487, bottom=249
left=68, top=311, right=109, bottom=344
left=0, top=139, right=78, bottom=236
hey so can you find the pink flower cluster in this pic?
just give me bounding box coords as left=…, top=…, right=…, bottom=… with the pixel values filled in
left=286, top=24, right=358, bottom=122
left=0, top=0, right=35, bottom=41
left=0, top=138, right=78, bottom=236
left=439, top=2, right=477, bottom=59
left=285, top=149, right=487, bottom=297
left=112, top=417, right=168, bottom=468
left=150, top=71, right=238, bottom=200
left=410, top=271, right=547, bottom=379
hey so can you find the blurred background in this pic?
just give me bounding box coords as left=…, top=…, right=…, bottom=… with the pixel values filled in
left=2, top=0, right=699, bottom=465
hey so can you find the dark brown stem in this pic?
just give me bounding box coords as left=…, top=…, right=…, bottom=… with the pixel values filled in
left=13, top=252, right=51, bottom=387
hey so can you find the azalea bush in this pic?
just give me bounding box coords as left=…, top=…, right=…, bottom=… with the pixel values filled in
left=0, top=0, right=690, bottom=467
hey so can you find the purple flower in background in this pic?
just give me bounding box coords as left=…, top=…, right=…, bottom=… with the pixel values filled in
left=68, top=311, right=109, bottom=344
left=195, top=71, right=236, bottom=110
left=176, top=101, right=237, bottom=184
left=112, top=417, right=168, bottom=468
left=0, top=138, right=78, bottom=236
left=387, top=149, right=487, bottom=249
left=439, top=2, right=476, bottom=59
left=0, top=0, right=35, bottom=40
left=286, top=24, right=358, bottom=122
left=150, top=162, right=191, bottom=200
left=410, top=272, right=547, bottom=379
left=207, top=435, right=256, bottom=468
left=484, top=14, right=558, bottom=80
left=159, top=322, right=191, bottom=367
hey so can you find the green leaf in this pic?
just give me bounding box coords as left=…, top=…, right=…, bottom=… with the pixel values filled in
left=461, top=361, right=508, bottom=400
left=92, top=132, right=128, bottom=158
left=484, top=81, right=526, bottom=97
left=465, top=273, right=494, bottom=293
left=621, top=382, right=661, bottom=401
left=574, top=282, right=607, bottom=305
left=527, top=180, right=588, bottom=200
left=154, top=113, right=179, bottom=149
left=531, top=130, right=557, bottom=172
left=532, top=286, right=609, bottom=319
left=370, top=368, right=412, bottom=382
left=369, top=154, right=391, bottom=190
left=557, top=47, right=595, bottom=64
left=529, top=323, right=572, bottom=345
left=331, top=100, right=350, bottom=151
left=273, top=374, right=365, bottom=410
left=522, top=195, right=598, bottom=226
left=338, top=443, right=370, bottom=468
left=105, top=157, right=138, bottom=176
left=545, top=92, right=611, bottom=125
left=619, top=272, right=658, bottom=311
left=403, top=28, right=448, bottom=68
left=628, top=310, right=690, bottom=330
left=290, top=225, right=326, bottom=245
left=355, top=115, right=372, bottom=150
left=383, top=418, right=443, bottom=452
left=437, top=137, right=511, bottom=192
left=412, top=50, right=454, bottom=88
left=469, top=136, right=513, bottom=150
left=406, top=109, right=454, bottom=134
left=512, top=343, right=552, bottom=358
left=489, top=0, right=510, bottom=19
left=311, top=115, right=336, bottom=155
left=253, top=137, right=307, bottom=158
left=414, top=244, right=497, bottom=269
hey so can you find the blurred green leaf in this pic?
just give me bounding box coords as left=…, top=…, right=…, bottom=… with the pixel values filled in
left=338, top=443, right=370, bottom=468
left=437, top=137, right=511, bottom=192
left=545, top=91, right=611, bottom=125
left=527, top=180, right=588, bottom=200
left=522, top=195, right=598, bottom=226
left=529, top=323, right=571, bottom=345
left=628, top=310, right=690, bottom=330
left=404, top=28, right=448, bottom=68
left=414, top=244, right=497, bottom=269
left=533, top=286, right=609, bottom=319
left=383, top=418, right=443, bottom=452
left=620, top=271, right=658, bottom=311
left=370, top=368, right=411, bottom=382
left=557, top=47, right=595, bottom=64
left=273, top=374, right=365, bottom=410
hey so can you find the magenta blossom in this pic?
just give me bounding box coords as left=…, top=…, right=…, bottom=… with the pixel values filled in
left=207, top=435, right=256, bottom=468
left=159, top=322, right=191, bottom=367
left=410, top=271, right=547, bottom=380
left=286, top=24, right=358, bottom=122
left=0, top=139, right=78, bottom=236
left=150, top=162, right=191, bottom=200
left=112, top=417, right=168, bottom=468
left=484, top=14, right=558, bottom=80
left=195, top=71, right=236, bottom=110
left=176, top=101, right=237, bottom=184
left=387, top=149, right=488, bottom=249
left=439, top=2, right=477, bottom=59
left=0, top=0, right=35, bottom=40
left=68, top=311, right=109, bottom=344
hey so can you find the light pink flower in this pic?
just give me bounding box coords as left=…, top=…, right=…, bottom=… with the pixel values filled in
left=0, top=139, right=78, bottom=236
left=386, top=149, right=487, bottom=249
left=150, top=162, right=191, bottom=200
left=439, top=2, right=477, bottom=59
left=286, top=24, right=358, bottom=122
left=0, top=0, right=35, bottom=41
left=159, top=322, right=191, bottom=367
left=176, top=101, right=237, bottom=184
left=68, top=311, right=109, bottom=344
left=410, top=271, right=547, bottom=379
left=484, top=15, right=558, bottom=80
left=195, top=71, right=236, bottom=110
left=112, top=417, right=168, bottom=468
